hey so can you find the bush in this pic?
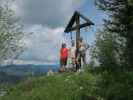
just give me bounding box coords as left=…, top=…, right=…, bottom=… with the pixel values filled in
left=97, top=71, right=133, bottom=100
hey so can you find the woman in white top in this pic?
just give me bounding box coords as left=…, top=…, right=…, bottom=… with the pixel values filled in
left=68, top=41, right=76, bottom=70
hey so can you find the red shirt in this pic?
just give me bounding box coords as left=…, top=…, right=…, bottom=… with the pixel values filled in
left=60, top=48, right=68, bottom=60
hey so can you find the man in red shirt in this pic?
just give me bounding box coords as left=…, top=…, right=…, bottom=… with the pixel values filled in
left=60, top=43, right=68, bottom=72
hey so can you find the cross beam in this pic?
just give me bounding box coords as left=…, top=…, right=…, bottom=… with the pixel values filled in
left=76, top=13, right=80, bottom=43
left=64, top=22, right=91, bottom=33
left=64, top=11, right=94, bottom=48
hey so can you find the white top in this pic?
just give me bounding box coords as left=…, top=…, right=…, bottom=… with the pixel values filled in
left=69, top=46, right=76, bottom=58
left=47, top=70, right=54, bottom=76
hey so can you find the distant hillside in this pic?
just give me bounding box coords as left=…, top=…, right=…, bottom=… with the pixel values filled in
left=0, top=64, right=59, bottom=84
left=0, top=71, right=23, bottom=84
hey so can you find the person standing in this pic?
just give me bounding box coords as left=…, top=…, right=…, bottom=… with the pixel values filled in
left=60, top=43, right=68, bottom=72
left=75, top=40, right=82, bottom=70
left=69, top=41, right=76, bottom=71
left=76, top=37, right=89, bottom=71
left=79, top=37, right=87, bottom=65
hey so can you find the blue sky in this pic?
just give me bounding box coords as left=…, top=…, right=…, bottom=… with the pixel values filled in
left=77, top=0, right=106, bottom=43
left=8, top=0, right=107, bottom=64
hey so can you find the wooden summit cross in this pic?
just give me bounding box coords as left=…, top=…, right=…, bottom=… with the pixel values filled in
left=64, top=11, right=94, bottom=48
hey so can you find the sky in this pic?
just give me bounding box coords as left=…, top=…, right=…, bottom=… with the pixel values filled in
left=2, top=0, right=107, bottom=64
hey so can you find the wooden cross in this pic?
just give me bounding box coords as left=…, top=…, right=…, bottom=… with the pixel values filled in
left=64, top=11, right=94, bottom=48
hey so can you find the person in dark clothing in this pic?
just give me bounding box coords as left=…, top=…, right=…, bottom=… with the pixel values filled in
left=75, top=40, right=82, bottom=71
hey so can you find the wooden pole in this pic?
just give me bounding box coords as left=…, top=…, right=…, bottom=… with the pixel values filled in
left=76, top=15, right=80, bottom=48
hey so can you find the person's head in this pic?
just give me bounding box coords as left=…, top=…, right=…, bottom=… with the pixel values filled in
left=79, top=37, right=83, bottom=42
left=62, top=43, right=66, bottom=48
left=71, top=40, right=75, bottom=47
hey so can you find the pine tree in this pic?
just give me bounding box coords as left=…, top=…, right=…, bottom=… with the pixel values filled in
left=95, top=0, right=133, bottom=68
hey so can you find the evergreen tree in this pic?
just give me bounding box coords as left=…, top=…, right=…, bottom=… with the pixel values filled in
left=92, top=30, right=120, bottom=70
left=95, top=0, right=133, bottom=68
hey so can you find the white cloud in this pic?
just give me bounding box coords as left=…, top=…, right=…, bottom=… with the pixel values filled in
left=11, top=0, right=86, bottom=28
left=19, top=25, right=65, bottom=63
left=6, top=0, right=88, bottom=63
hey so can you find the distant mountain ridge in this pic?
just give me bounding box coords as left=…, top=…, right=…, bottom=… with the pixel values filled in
left=0, top=64, right=59, bottom=84
left=1, top=59, right=58, bottom=66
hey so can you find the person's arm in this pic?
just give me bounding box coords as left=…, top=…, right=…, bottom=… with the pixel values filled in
left=60, top=49, right=62, bottom=59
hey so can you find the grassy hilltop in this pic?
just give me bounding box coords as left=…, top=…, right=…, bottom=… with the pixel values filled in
left=0, top=71, right=99, bottom=100
left=1, top=69, right=133, bottom=100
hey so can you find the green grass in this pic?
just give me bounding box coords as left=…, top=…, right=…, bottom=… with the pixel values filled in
left=2, top=69, right=133, bottom=100
left=0, top=72, right=99, bottom=100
